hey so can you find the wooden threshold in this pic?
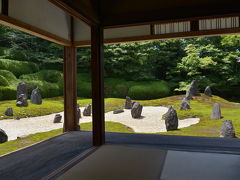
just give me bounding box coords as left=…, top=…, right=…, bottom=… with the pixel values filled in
left=74, top=27, right=240, bottom=47
left=0, top=14, right=71, bottom=46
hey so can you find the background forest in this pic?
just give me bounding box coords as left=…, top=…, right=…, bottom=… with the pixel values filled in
left=0, top=24, right=239, bottom=100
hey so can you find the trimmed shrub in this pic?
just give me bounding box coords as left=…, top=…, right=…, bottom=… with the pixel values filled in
left=0, top=59, right=39, bottom=77
left=0, top=86, right=16, bottom=100
left=0, top=70, right=18, bottom=84
left=77, top=81, right=91, bottom=98
left=0, top=75, right=10, bottom=86
left=25, top=80, right=62, bottom=98
left=128, top=81, right=171, bottom=100
left=20, top=70, right=63, bottom=83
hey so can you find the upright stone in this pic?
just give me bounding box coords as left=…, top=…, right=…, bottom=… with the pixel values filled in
left=185, top=90, right=193, bottom=100
left=0, top=128, right=8, bottom=143
left=204, top=86, right=212, bottom=97
left=180, top=98, right=190, bottom=110
left=16, top=94, right=28, bottom=107
left=16, top=82, right=28, bottom=107
left=4, top=107, right=13, bottom=116
left=53, top=114, right=62, bottom=123
left=220, top=120, right=236, bottom=138
left=188, top=80, right=200, bottom=96
left=83, top=104, right=91, bottom=116
left=165, top=106, right=178, bottom=131
left=131, top=102, right=143, bottom=119
left=211, top=103, right=221, bottom=119
left=31, top=88, right=42, bottom=104
left=77, top=108, right=81, bottom=123
left=125, top=96, right=132, bottom=109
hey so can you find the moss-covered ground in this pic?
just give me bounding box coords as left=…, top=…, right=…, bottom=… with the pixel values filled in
left=0, top=94, right=240, bottom=156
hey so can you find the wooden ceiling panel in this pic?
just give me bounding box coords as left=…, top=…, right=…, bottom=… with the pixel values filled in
left=51, top=0, right=240, bottom=27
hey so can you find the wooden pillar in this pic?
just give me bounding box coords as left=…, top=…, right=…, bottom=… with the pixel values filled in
left=91, top=25, right=105, bottom=146
left=63, top=46, right=78, bottom=132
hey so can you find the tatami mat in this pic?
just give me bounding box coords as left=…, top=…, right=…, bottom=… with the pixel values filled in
left=160, top=150, right=240, bottom=180
left=57, top=144, right=240, bottom=180
left=57, top=145, right=167, bottom=180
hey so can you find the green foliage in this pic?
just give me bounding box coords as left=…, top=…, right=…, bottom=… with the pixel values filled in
left=0, top=75, right=10, bottom=86
left=25, top=80, right=62, bottom=98
left=20, top=70, right=63, bottom=83
left=0, top=86, right=16, bottom=100
left=128, top=81, right=170, bottom=100
left=77, top=81, right=91, bottom=98
left=3, top=49, right=27, bottom=61
left=0, top=59, right=39, bottom=77
left=0, top=70, right=18, bottom=84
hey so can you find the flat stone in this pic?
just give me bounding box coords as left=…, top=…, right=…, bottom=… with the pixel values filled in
left=125, top=96, right=132, bottom=109
left=165, top=106, right=178, bottom=131
left=0, top=128, right=8, bottom=143
left=83, top=104, right=91, bottom=116
left=131, top=102, right=143, bottom=119
left=220, top=120, right=236, bottom=138
left=4, top=107, right=13, bottom=116
left=211, top=103, right=221, bottom=119
left=113, top=109, right=124, bottom=114
left=53, top=114, right=62, bottom=123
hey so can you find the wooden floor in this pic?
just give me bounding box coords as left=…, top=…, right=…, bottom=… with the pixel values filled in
left=0, top=131, right=240, bottom=180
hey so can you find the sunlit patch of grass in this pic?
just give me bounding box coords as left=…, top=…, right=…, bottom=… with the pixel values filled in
left=0, top=122, right=132, bottom=156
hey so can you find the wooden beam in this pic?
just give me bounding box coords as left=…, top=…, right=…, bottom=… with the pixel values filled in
left=49, top=0, right=99, bottom=26
left=1, top=0, right=8, bottom=15
left=63, top=46, right=78, bottom=132
left=74, top=27, right=240, bottom=47
left=0, top=14, right=71, bottom=46
left=91, top=25, right=105, bottom=146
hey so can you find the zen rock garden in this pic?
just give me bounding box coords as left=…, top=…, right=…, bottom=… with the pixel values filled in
left=0, top=80, right=238, bottom=144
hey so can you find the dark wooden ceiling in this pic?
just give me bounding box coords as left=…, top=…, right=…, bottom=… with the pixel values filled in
left=52, top=0, right=240, bottom=27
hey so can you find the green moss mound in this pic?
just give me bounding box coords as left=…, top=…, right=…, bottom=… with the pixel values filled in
left=20, top=70, right=63, bottom=83
left=0, top=59, right=39, bottom=77
left=0, top=75, right=10, bottom=86
left=0, top=70, right=18, bottom=84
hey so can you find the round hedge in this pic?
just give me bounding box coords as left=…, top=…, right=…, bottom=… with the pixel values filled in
left=128, top=81, right=170, bottom=100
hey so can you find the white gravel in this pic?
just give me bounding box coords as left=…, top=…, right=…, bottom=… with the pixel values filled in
left=0, top=107, right=199, bottom=141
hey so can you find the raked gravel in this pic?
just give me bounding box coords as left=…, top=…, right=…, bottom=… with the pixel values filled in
left=0, top=106, right=199, bottom=141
